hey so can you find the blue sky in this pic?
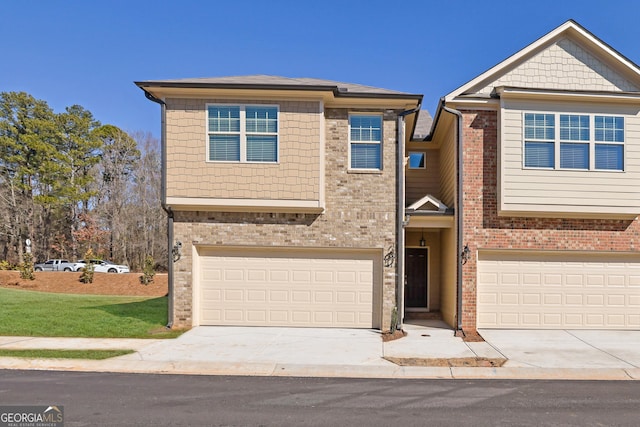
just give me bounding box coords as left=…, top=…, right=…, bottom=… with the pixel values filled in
left=2, top=0, right=639, bottom=138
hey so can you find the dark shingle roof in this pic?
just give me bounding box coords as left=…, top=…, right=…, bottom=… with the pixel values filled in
left=412, top=109, right=433, bottom=139
left=136, top=75, right=422, bottom=99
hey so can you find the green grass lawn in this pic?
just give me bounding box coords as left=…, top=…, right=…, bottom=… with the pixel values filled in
left=0, top=287, right=182, bottom=338
left=0, top=349, right=134, bottom=360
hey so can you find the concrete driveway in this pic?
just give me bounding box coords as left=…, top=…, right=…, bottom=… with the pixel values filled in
left=2, top=323, right=639, bottom=379
left=126, top=326, right=392, bottom=366
left=479, top=329, right=640, bottom=369
left=122, top=322, right=640, bottom=370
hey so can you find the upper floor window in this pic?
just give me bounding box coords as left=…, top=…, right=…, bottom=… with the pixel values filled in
left=524, top=112, right=624, bottom=171
left=349, top=114, right=382, bottom=170
left=207, top=105, right=278, bottom=162
left=408, top=152, right=426, bottom=169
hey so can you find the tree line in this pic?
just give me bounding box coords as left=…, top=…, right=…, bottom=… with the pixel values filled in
left=0, top=91, right=166, bottom=271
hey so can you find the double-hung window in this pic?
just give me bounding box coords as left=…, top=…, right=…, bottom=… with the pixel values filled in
left=559, top=114, right=590, bottom=169
left=207, top=105, right=278, bottom=162
left=523, top=112, right=624, bottom=171
left=349, top=114, right=382, bottom=170
left=524, top=113, right=555, bottom=168
left=594, top=116, right=624, bottom=170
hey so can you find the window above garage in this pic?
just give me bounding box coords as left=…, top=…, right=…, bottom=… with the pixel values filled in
left=497, top=95, right=640, bottom=219
left=207, top=104, right=279, bottom=163
left=524, top=112, right=624, bottom=171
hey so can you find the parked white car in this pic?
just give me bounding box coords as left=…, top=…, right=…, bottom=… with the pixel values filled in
left=77, top=259, right=130, bottom=273
left=34, top=259, right=84, bottom=272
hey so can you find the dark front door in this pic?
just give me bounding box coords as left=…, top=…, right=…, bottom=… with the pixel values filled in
left=405, top=248, right=428, bottom=308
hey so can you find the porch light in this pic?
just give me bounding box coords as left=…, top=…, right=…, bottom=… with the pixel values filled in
left=461, top=244, right=470, bottom=265
left=420, top=230, right=426, bottom=247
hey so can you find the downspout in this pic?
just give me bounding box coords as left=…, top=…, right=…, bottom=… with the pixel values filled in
left=144, top=91, right=174, bottom=329
left=442, top=103, right=464, bottom=334
left=395, top=104, right=421, bottom=331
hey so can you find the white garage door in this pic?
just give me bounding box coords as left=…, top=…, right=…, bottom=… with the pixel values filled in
left=196, top=248, right=377, bottom=328
left=477, top=251, right=640, bottom=329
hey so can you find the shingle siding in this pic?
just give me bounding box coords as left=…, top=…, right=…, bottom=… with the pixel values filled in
left=165, top=98, right=321, bottom=201
left=473, top=38, right=639, bottom=95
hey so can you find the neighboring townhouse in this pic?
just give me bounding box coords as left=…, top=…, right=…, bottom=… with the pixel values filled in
left=138, top=20, right=640, bottom=335
left=135, top=76, right=422, bottom=330
left=421, top=20, right=640, bottom=333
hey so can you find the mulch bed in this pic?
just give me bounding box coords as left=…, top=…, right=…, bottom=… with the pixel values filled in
left=381, top=329, right=408, bottom=342
left=0, top=270, right=168, bottom=297
left=385, top=356, right=506, bottom=367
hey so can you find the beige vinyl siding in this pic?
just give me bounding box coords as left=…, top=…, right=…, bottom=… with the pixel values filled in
left=405, top=146, right=440, bottom=205
left=500, top=99, right=640, bottom=217
left=440, top=227, right=457, bottom=328
left=438, top=122, right=457, bottom=207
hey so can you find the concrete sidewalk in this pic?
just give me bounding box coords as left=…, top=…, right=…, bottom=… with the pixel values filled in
left=0, top=321, right=639, bottom=380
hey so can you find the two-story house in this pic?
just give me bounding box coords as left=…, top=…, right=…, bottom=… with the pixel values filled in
left=135, top=76, right=422, bottom=330
left=417, top=20, right=640, bottom=333
left=137, top=20, right=640, bottom=335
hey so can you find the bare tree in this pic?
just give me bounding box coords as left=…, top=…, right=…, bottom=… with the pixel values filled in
left=0, top=92, right=166, bottom=271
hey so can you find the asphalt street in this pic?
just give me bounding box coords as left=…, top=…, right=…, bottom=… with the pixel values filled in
left=1, top=370, right=639, bottom=426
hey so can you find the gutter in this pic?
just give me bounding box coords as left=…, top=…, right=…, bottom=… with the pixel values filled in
left=142, top=90, right=174, bottom=329
left=441, top=101, right=465, bottom=334
left=134, top=81, right=423, bottom=102
left=395, top=103, right=421, bottom=331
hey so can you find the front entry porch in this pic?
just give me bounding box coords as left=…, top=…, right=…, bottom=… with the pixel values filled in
left=402, top=195, right=457, bottom=328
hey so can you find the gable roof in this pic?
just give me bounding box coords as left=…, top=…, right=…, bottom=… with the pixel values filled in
left=136, top=74, right=423, bottom=100
left=406, top=194, right=448, bottom=213
left=445, top=20, right=640, bottom=101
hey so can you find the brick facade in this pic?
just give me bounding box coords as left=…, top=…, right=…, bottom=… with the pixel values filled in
left=460, top=109, right=640, bottom=332
left=170, top=107, right=402, bottom=330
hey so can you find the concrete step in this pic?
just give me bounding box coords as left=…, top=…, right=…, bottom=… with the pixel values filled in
left=404, top=311, right=442, bottom=321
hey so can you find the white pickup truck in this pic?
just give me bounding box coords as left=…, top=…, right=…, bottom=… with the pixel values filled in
left=34, top=259, right=84, bottom=272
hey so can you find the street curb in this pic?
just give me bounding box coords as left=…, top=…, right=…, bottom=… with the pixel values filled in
left=0, top=357, right=637, bottom=380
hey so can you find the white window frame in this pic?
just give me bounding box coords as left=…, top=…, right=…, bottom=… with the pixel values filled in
left=206, top=103, right=279, bottom=163
left=408, top=152, right=426, bottom=169
left=522, top=111, right=625, bottom=172
left=348, top=113, right=383, bottom=171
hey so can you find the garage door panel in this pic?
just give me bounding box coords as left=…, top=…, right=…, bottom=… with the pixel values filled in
left=315, top=271, right=334, bottom=282
left=314, top=291, right=333, bottom=303
left=247, top=290, right=266, bottom=302
left=270, top=270, right=289, bottom=281
left=477, top=252, right=640, bottom=329
left=608, top=275, right=625, bottom=286
left=543, top=313, right=562, bottom=326
left=247, top=310, right=266, bottom=322
left=270, top=311, right=288, bottom=322
left=544, top=274, right=562, bottom=286
left=248, top=270, right=267, bottom=281
left=544, top=293, right=562, bottom=305
left=269, top=290, right=288, bottom=302
left=197, top=250, right=376, bottom=327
